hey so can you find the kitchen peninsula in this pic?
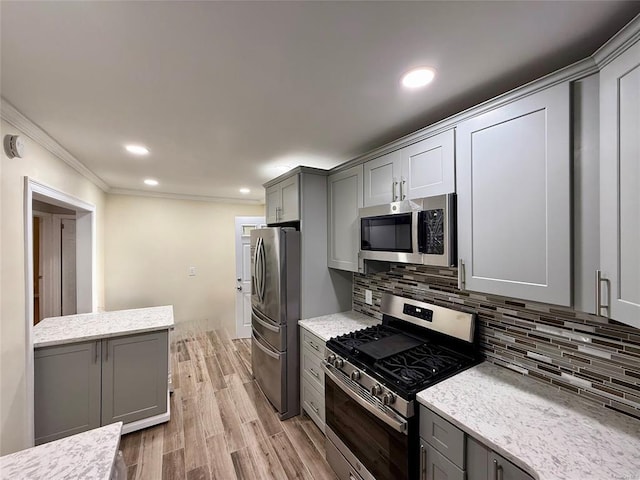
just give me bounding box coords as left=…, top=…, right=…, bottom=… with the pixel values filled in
left=33, top=306, right=174, bottom=445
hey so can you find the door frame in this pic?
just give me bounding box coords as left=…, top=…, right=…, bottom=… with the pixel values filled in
left=234, top=216, right=265, bottom=338
left=24, top=177, right=96, bottom=446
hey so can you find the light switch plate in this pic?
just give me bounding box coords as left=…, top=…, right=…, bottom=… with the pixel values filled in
left=188, top=266, right=196, bottom=276
left=365, top=289, right=373, bottom=305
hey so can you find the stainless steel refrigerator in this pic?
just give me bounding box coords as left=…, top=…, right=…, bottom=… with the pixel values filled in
left=250, top=227, right=300, bottom=420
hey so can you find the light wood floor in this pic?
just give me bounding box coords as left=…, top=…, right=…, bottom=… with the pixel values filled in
left=120, top=324, right=337, bottom=480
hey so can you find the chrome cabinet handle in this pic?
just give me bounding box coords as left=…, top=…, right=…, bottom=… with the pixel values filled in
left=420, top=444, right=427, bottom=480
left=493, top=459, right=504, bottom=480
left=309, top=368, right=320, bottom=378
left=95, top=341, right=99, bottom=363
left=392, top=179, right=399, bottom=201
left=400, top=177, right=406, bottom=200
left=308, top=341, right=319, bottom=351
left=309, top=402, right=320, bottom=414
left=458, top=259, right=466, bottom=290
left=595, top=270, right=610, bottom=317
left=105, top=340, right=109, bottom=362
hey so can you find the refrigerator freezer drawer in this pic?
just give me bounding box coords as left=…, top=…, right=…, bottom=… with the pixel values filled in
left=251, top=308, right=286, bottom=351
left=251, top=331, right=286, bottom=413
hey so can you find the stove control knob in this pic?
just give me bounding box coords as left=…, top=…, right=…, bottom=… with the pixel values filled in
left=350, top=370, right=361, bottom=381
left=382, top=393, right=396, bottom=405
left=370, top=384, right=382, bottom=396
left=327, top=354, right=336, bottom=363
left=333, top=358, right=344, bottom=368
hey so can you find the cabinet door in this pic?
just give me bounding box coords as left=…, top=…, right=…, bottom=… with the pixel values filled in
left=600, top=39, right=640, bottom=327
left=34, top=341, right=101, bottom=444
left=280, top=174, right=300, bottom=222
left=328, top=165, right=363, bottom=271
left=363, top=151, right=401, bottom=206
left=420, top=441, right=465, bottom=480
left=265, top=184, right=281, bottom=224
left=456, top=82, right=571, bottom=306
left=489, top=452, right=535, bottom=480
left=401, top=129, right=455, bottom=200
left=101, top=331, right=168, bottom=426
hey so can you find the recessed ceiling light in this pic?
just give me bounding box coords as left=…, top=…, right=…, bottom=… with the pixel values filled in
left=144, top=179, right=159, bottom=186
left=125, top=144, right=150, bottom=155
left=239, top=188, right=251, bottom=194
left=401, top=67, right=436, bottom=89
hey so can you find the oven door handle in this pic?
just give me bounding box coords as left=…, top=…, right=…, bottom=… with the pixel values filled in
left=323, top=362, right=408, bottom=435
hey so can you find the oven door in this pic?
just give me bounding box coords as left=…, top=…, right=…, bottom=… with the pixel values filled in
left=324, top=364, right=412, bottom=480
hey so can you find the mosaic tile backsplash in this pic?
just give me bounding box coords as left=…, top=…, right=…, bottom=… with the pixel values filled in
left=353, top=264, right=640, bottom=421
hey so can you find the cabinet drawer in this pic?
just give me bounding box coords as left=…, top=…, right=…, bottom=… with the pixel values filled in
left=302, top=379, right=325, bottom=432
left=420, top=407, right=465, bottom=469
left=301, top=328, right=325, bottom=359
left=421, top=441, right=465, bottom=480
left=302, top=348, right=324, bottom=390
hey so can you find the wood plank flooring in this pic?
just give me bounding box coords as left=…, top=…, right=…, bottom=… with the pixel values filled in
left=120, top=324, right=337, bottom=480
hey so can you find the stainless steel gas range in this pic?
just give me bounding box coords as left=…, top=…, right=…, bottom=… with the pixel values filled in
left=323, top=293, right=481, bottom=480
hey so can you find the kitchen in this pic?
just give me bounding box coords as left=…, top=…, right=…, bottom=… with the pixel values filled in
left=1, top=2, right=640, bottom=479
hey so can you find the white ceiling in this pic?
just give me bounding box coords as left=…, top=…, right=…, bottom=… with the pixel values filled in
left=2, top=1, right=639, bottom=202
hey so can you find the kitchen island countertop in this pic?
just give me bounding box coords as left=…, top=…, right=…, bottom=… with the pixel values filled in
left=0, top=422, right=122, bottom=480
left=299, top=310, right=381, bottom=341
left=34, top=305, right=174, bottom=347
left=417, top=361, right=640, bottom=480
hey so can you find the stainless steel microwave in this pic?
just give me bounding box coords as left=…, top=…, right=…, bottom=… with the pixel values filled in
left=358, top=194, right=456, bottom=271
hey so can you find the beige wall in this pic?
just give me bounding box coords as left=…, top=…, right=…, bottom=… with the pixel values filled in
left=0, top=119, right=106, bottom=455
left=104, top=195, right=263, bottom=334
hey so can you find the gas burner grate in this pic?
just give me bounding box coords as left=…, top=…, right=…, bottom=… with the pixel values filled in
left=329, top=325, right=397, bottom=354
left=375, top=343, right=464, bottom=389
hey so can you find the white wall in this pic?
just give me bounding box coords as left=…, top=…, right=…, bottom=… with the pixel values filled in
left=0, top=119, right=106, bottom=455
left=104, top=194, right=263, bottom=334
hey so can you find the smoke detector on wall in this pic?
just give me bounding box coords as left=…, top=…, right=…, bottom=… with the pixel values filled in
left=4, top=134, right=25, bottom=158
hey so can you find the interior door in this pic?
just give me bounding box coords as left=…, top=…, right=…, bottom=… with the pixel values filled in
left=235, top=217, right=265, bottom=338
left=61, top=218, right=77, bottom=315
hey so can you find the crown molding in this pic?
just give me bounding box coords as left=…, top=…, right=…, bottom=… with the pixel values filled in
left=1, top=98, right=110, bottom=192
left=593, top=13, right=640, bottom=69
left=109, top=188, right=265, bottom=205
left=331, top=56, right=599, bottom=174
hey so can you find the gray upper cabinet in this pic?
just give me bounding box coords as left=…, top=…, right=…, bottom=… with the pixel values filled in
left=327, top=165, right=363, bottom=272
left=266, top=174, right=300, bottom=224
left=456, top=82, right=572, bottom=306
left=35, top=341, right=101, bottom=445
left=401, top=129, right=455, bottom=200
left=363, top=129, right=456, bottom=207
left=599, top=38, right=640, bottom=328
left=363, top=150, right=401, bottom=206
left=101, top=331, right=169, bottom=426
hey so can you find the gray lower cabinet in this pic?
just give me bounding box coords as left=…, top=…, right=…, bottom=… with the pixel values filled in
left=35, top=330, right=169, bottom=445
left=101, top=331, right=168, bottom=425
left=300, top=326, right=326, bottom=432
left=35, top=340, right=102, bottom=445
left=420, top=406, right=534, bottom=480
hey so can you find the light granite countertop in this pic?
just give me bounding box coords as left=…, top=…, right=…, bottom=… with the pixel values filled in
left=0, top=422, right=122, bottom=480
left=299, top=310, right=381, bottom=341
left=34, top=305, right=175, bottom=348
left=417, top=362, right=640, bottom=480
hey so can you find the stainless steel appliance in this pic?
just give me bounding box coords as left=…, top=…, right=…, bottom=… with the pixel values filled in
left=250, top=227, right=300, bottom=420
left=323, top=293, right=480, bottom=480
left=358, top=194, right=456, bottom=270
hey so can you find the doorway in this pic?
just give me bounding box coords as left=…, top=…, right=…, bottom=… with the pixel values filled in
left=32, top=200, right=78, bottom=324
left=234, top=216, right=265, bottom=338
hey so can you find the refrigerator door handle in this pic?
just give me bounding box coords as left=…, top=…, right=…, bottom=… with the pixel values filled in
left=252, top=307, right=280, bottom=330
left=258, top=238, right=267, bottom=301
left=252, top=332, right=279, bottom=360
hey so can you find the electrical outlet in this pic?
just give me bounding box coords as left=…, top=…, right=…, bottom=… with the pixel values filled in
left=188, top=266, right=196, bottom=277
left=365, top=289, right=373, bottom=305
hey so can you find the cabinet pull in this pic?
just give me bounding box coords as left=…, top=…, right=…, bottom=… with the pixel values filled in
left=400, top=177, right=406, bottom=200
left=105, top=340, right=109, bottom=361
left=493, top=459, right=504, bottom=480
left=308, top=341, right=319, bottom=351
left=94, top=341, right=99, bottom=363
left=309, top=368, right=320, bottom=378
left=458, top=259, right=466, bottom=290
left=420, top=444, right=427, bottom=480
left=309, top=402, right=319, bottom=414
left=393, top=178, right=399, bottom=201
left=595, top=270, right=610, bottom=317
